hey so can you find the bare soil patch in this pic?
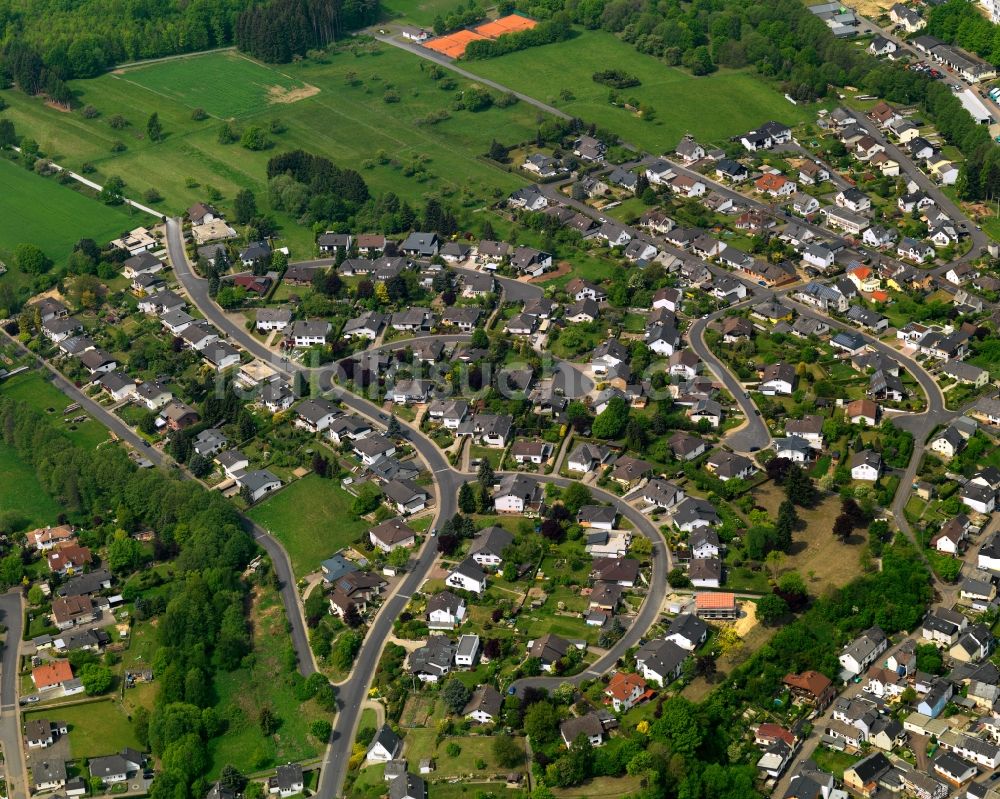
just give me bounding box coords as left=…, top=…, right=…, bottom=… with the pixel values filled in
left=533, top=260, right=572, bottom=282
left=268, top=83, right=320, bottom=104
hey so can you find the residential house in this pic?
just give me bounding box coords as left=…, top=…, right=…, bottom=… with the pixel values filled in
left=560, top=714, right=606, bottom=747
left=464, top=685, right=503, bottom=724
left=427, top=591, right=466, bottom=630
left=666, top=614, right=708, bottom=651
left=528, top=634, right=571, bottom=672
left=850, top=450, right=883, bottom=482
left=367, top=725, right=403, bottom=762
left=634, top=639, right=687, bottom=685
left=839, top=626, right=888, bottom=677
left=237, top=470, right=282, bottom=503
left=369, top=519, right=416, bottom=552
left=446, top=558, right=487, bottom=594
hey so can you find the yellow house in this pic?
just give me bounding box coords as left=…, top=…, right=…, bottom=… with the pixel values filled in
left=872, top=152, right=900, bottom=176
left=847, top=265, right=881, bottom=293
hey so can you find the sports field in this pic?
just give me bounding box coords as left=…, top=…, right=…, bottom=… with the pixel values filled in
left=114, top=53, right=314, bottom=119
left=0, top=157, right=146, bottom=267
left=462, top=29, right=820, bottom=151
left=0, top=46, right=535, bottom=248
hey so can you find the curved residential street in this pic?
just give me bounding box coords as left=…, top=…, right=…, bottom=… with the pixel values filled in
left=165, top=219, right=677, bottom=799
left=688, top=299, right=772, bottom=453
left=159, top=60, right=991, bottom=788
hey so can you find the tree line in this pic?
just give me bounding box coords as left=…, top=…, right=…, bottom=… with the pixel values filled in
left=0, top=0, right=379, bottom=100
left=462, top=16, right=572, bottom=58
left=0, top=394, right=261, bottom=799
left=235, top=0, right=378, bottom=63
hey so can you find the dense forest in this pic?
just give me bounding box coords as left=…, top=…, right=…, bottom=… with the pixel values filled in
left=235, top=0, right=379, bottom=62
left=927, top=0, right=1000, bottom=66
left=0, top=395, right=261, bottom=799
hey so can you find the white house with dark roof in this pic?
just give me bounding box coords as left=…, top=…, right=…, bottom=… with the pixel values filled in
left=469, top=526, right=513, bottom=568
left=446, top=558, right=487, bottom=594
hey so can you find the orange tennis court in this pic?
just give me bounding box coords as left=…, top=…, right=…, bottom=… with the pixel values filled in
left=422, top=14, right=537, bottom=58
left=474, top=14, right=537, bottom=37
left=423, top=29, right=487, bottom=57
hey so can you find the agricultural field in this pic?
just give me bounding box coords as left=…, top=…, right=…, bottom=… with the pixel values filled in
left=0, top=157, right=147, bottom=270
left=113, top=53, right=314, bottom=119
left=461, top=29, right=819, bottom=152
left=0, top=46, right=536, bottom=254
left=248, top=474, right=370, bottom=578
left=24, top=700, right=143, bottom=760
left=0, top=370, right=109, bottom=450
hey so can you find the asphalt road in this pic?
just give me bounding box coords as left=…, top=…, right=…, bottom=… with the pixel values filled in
left=453, top=265, right=544, bottom=303
left=166, top=217, right=681, bottom=798
left=3, top=325, right=321, bottom=682
left=0, top=591, right=25, bottom=799
left=0, top=330, right=171, bottom=468
left=505, top=474, right=671, bottom=696
left=687, top=298, right=772, bottom=454
left=166, top=219, right=465, bottom=799
left=373, top=32, right=572, bottom=121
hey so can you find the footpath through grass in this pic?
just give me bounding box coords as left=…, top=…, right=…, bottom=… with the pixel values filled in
left=248, top=473, right=369, bottom=577
left=461, top=29, right=819, bottom=151
left=0, top=46, right=535, bottom=234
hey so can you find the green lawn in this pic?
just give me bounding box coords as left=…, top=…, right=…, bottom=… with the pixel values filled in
left=248, top=474, right=370, bottom=577
left=461, top=29, right=819, bottom=152
left=0, top=442, right=63, bottom=530
left=115, top=53, right=308, bottom=119
left=1, top=45, right=536, bottom=250
left=402, top=729, right=525, bottom=778
left=811, top=747, right=859, bottom=780
left=0, top=156, right=147, bottom=268
left=381, top=0, right=467, bottom=26
left=0, top=370, right=110, bottom=449
left=24, top=700, right=142, bottom=760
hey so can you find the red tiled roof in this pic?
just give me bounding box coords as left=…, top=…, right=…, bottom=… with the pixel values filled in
left=695, top=591, right=736, bottom=609
left=32, top=660, right=73, bottom=689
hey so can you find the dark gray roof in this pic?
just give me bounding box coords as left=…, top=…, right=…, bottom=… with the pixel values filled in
left=469, top=526, right=513, bottom=559
left=369, top=724, right=402, bottom=758
left=464, top=684, right=502, bottom=718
